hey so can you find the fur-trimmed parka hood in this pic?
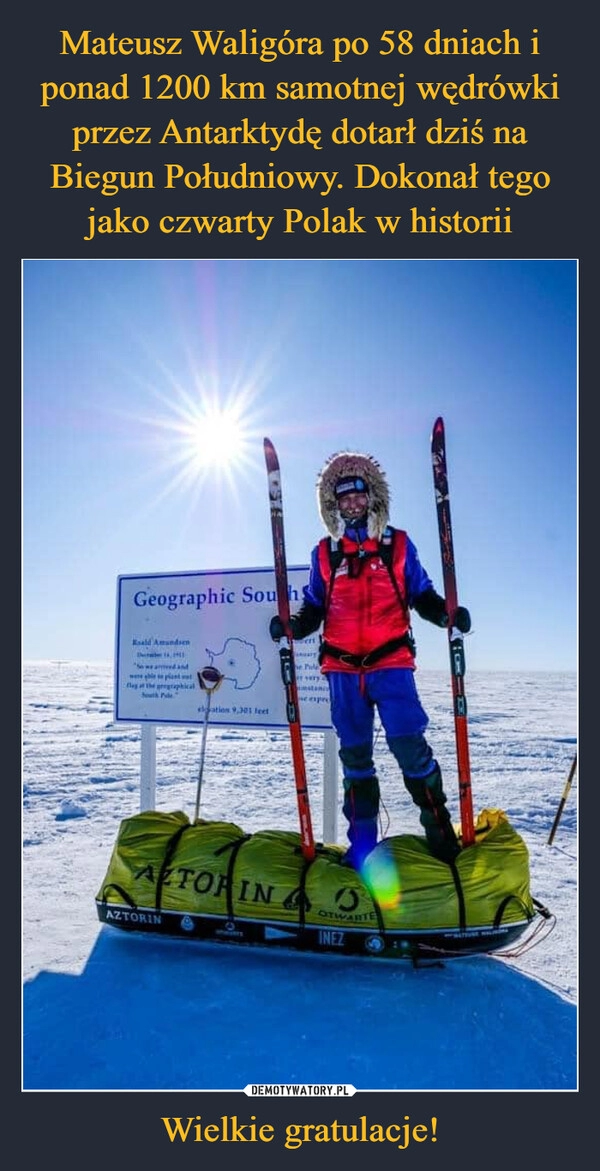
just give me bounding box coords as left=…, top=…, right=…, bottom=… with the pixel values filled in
left=316, top=451, right=390, bottom=540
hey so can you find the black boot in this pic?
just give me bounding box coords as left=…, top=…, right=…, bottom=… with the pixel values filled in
left=404, top=766, right=460, bottom=863
left=420, top=805, right=460, bottom=863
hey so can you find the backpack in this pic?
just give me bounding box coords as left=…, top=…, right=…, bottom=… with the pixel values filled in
left=324, top=525, right=408, bottom=615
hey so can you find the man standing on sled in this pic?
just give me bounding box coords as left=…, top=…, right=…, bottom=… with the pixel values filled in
left=269, top=450, right=471, bottom=870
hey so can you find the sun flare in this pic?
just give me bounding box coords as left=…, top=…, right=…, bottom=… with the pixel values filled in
left=151, top=383, right=262, bottom=501
left=126, top=355, right=267, bottom=510
left=184, top=405, right=248, bottom=472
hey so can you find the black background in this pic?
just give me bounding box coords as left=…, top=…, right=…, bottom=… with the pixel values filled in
left=13, top=1, right=588, bottom=1167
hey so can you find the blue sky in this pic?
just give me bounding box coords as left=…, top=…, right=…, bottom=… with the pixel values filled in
left=23, top=258, right=577, bottom=670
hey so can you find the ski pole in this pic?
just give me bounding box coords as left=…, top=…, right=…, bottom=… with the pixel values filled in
left=264, top=437, right=316, bottom=861
left=431, top=416, right=476, bottom=847
left=277, top=637, right=316, bottom=859
left=547, top=752, right=577, bottom=845
left=193, top=665, right=224, bottom=823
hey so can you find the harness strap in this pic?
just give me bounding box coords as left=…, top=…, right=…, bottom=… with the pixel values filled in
left=379, top=528, right=408, bottom=615
left=319, top=632, right=415, bottom=668
left=324, top=548, right=341, bottom=615
left=325, top=528, right=409, bottom=619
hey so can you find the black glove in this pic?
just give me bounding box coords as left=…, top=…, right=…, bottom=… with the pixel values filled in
left=269, top=600, right=323, bottom=642
left=269, top=615, right=289, bottom=641
left=453, top=606, right=472, bottom=634
left=414, top=589, right=471, bottom=633
left=438, top=606, right=471, bottom=633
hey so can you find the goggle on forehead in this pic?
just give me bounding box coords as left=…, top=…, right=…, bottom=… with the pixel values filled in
left=335, top=476, right=368, bottom=498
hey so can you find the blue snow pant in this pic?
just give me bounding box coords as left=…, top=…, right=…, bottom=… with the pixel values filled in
left=326, top=668, right=451, bottom=853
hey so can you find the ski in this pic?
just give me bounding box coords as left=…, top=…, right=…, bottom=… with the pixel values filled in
left=264, top=437, right=316, bottom=860
left=431, top=417, right=476, bottom=847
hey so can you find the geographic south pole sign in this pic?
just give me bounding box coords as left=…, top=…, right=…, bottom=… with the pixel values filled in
left=114, top=565, right=332, bottom=731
